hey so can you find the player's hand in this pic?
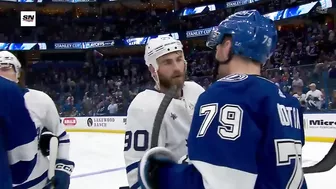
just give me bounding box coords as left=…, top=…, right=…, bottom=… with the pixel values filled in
left=138, top=147, right=177, bottom=189
left=53, top=159, right=75, bottom=189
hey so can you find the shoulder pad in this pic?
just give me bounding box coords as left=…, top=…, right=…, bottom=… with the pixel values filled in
left=218, top=74, right=248, bottom=82
left=128, top=89, right=164, bottom=112
left=26, top=88, right=52, bottom=99
left=183, top=81, right=205, bottom=91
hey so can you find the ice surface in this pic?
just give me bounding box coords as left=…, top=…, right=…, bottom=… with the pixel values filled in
left=68, top=132, right=336, bottom=189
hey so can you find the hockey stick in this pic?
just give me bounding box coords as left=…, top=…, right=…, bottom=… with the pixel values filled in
left=303, top=139, right=336, bottom=174
left=43, top=137, right=59, bottom=189
left=150, top=85, right=177, bottom=148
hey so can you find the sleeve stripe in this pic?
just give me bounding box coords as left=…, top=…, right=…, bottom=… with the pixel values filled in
left=10, top=155, right=37, bottom=184
left=13, top=170, right=47, bottom=189
left=58, top=133, right=69, bottom=142
left=191, top=160, right=258, bottom=189
left=7, top=138, right=38, bottom=165
left=130, top=182, right=140, bottom=189
left=59, top=139, right=70, bottom=144
left=58, top=131, right=67, bottom=138
left=126, top=161, right=139, bottom=173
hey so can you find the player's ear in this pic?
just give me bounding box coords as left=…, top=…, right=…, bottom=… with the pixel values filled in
left=222, top=38, right=232, bottom=59
left=148, top=64, right=159, bottom=82
left=223, top=36, right=232, bottom=49
left=18, top=69, right=24, bottom=87
left=148, top=64, right=155, bottom=75
left=18, top=70, right=21, bottom=79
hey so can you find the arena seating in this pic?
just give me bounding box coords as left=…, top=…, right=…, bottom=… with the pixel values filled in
left=25, top=22, right=336, bottom=116
left=0, top=4, right=334, bottom=115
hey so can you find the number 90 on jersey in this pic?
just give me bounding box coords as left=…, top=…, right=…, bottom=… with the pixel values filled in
left=124, top=130, right=149, bottom=151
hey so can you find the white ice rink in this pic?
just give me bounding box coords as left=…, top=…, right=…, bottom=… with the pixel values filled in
left=68, top=132, right=336, bottom=189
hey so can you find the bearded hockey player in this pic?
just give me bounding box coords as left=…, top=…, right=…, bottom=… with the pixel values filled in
left=0, top=76, right=38, bottom=188
left=0, top=51, right=74, bottom=189
left=138, top=10, right=307, bottom=189
left=123, top=36, right=205, bottom=188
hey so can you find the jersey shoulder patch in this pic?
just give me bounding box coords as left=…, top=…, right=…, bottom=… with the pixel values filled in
left=218, top=74, right=248, bottom=82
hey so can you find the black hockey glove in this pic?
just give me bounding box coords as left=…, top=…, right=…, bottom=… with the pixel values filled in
left=39, top=127, right=55, bottom=156
left=138, top=147, right=177, bottom=189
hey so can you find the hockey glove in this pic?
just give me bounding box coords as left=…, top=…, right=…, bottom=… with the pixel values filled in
left=52, top=159, right=75, bottom=189
left=138, top=147, right=177, bottom=189
left=39, top=127, right=55, bottom=156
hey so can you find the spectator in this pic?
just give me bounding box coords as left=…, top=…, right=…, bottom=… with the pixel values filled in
left=292, top=72, right=304, bottom=91
left=293, top=90, right=307, bottom=108
left=329, top=90, right=336, bottom=109
left=0, top=7, right=331, bottom=115
left=108, top=99, right=118, bottom=115
left=305, top=83, right=324, bottom=111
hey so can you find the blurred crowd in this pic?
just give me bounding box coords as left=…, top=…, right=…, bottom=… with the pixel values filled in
left=23, top=20, right=336, bottom=117
left=0, top=8, right=227, bottom=42
left=0, top=0, right=287, bottom=43
left=0, top=3, right=334, bottom=116
left=264, top=23, right=336, bottom=111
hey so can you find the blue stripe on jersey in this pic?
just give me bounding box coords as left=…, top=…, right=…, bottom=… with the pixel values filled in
left=58, top=131, right=67, bottom=138
left=6, top=87, right=36, bottom=151
left=6, top=117, right=36, bottom=151
left=130, top=182, right=140, bottom=189
left=0, top=125, right=12, bottom=189
left=13, top=170, right=48, bottom=189
left=59, top=139, right=70, bottom=144
left=126, top=161, right=139, bottom=173
left=11, top=155, right=37, bottom=184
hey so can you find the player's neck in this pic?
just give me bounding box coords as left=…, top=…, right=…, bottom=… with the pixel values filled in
left=0, top=75, right=17, bottom=83
left=220, top=58, right=261, bottom=76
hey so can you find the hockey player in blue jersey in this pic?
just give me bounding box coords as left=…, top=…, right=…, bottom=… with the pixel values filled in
left=0, top=75, right=38, bottom=188
left=138, top=10, right=307, bottom=189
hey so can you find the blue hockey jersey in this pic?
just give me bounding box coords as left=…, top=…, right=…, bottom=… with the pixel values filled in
left=0, top=126, right=11, bottom=188
left=157, top=74, right=307, bottom=189
left=0, top=76, right=38, bottom=187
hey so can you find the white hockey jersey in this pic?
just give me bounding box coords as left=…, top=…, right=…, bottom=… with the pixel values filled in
left=124, top=81, right=205, bottom=189
left=13, top=88, right=70, bottom=189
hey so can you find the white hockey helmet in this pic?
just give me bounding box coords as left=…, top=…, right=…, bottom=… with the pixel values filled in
left=144, top=36, right=185, bottom=89
left=0, top=51, right=21, bottom=81
left=144, top=36, right=184, bottom=71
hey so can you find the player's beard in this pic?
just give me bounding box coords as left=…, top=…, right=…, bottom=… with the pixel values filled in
left=159, top=72, right=185, bottom=90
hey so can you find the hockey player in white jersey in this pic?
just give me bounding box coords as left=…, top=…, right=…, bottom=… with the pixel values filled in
left=123, top=36, right=205, bottom=188
left=0, top=51, right=74, bottom=189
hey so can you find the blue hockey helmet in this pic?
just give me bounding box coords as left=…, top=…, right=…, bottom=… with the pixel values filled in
left=206, top=10, right=277, bottom=65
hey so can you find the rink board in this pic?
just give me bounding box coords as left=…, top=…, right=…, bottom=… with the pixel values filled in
left=61, top=113, right=336, bottom=143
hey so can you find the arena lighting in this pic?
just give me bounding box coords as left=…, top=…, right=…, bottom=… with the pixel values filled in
left=177, top=0, right=331, bottom=17
left=264, top=1, right=318, bottom=21
left=0, top=0, right=331, bottom=50
left=178, top=0, right=260, bottom=16
left=226, top=0, right=260, bottom=8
